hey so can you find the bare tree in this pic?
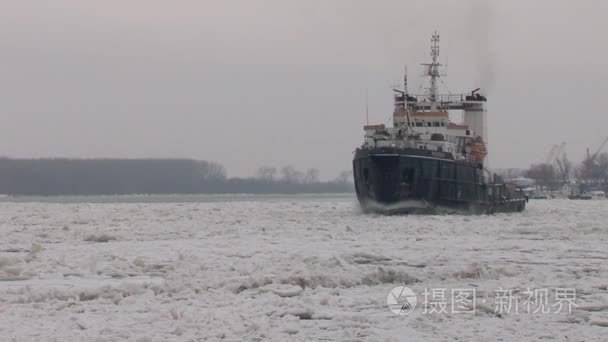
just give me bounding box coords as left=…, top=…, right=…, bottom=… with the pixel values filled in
left=335, top=170, right=353, bottom=184
left=524, top=163, right=556, bottom=190
left=303, top=168, right=320, bottom=184
left=577, top=152, right=608, bottom=182
left=280, top=165, right=303, bottom=183
left=597, top=153, right=608, bottom=182
left=256, top=166, right=277, bottom=182
left=198, top=160, right=227, bottom=181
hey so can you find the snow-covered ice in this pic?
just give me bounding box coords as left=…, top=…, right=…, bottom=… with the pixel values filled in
left=1, top=195, right=608, bottom=341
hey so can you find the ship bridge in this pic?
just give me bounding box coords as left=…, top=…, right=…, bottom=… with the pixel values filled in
left=392, top=90, right=488, bottom=147
left=363, top=31, right=489, bottom=163
left=394, top=92, right=487, bottom=111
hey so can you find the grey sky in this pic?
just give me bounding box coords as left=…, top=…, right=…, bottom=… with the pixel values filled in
left=1, top=0, right=607, bottom=178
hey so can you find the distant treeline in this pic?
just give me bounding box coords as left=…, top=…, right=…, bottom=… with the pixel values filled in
left=499, top=151, right=608, bottom=192
left=0, top=158, right=352, bottom=196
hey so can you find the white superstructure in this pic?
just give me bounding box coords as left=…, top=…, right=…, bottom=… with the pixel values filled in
left=362, top=32, right=489, bottom=164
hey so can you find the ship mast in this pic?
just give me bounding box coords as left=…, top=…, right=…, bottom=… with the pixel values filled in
left=403, top=66, right=409, bottom=98
left=403, top=67, right=412, bottom=128
left=422, top=31, right=442, bottom=110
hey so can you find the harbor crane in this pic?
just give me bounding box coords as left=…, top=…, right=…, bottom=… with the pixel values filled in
left=586, top=136, right=608, bottom=164
left=545, top=142, right=566, bottom=165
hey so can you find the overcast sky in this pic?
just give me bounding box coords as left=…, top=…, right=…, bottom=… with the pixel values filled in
left=1, top=0, right=607, bottom=178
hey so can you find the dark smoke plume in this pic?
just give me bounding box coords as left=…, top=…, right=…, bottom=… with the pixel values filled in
left=469, top=0, right=495, bottom=95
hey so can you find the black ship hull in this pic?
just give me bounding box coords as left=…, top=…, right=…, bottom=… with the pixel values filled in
left=353, top=147, right=527, bottom=214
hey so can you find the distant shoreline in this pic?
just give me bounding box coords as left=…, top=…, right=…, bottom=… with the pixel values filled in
left=0, top=158, right=353, bottom=197
left=0, top=192, right=355, bottom=204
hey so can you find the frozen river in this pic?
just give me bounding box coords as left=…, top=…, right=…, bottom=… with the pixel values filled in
left=1, top=195, right=607, bottom=341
